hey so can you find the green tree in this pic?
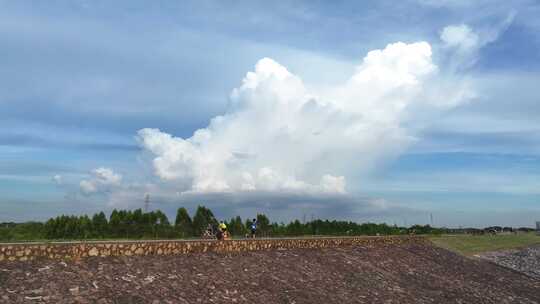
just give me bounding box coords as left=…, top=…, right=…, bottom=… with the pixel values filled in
left=256, top=213, right=271, bottom=237
left=132, top=209, right=144, bottom=238
left=286, top=219, right=304, bottom=236
left=79, top=215, right=92, bottom=239
left=44, top=218, right=58, bottom=239
left=245, top=218, right=254, bottom=233
left=192, top=205, right=217, bottom=236
left=115, top=210, right=132, bottom=238
left=109, top=209, right=121, bottom=238
left=64, top=215, right=79, bottom=239
left=141, top=211, right=153, bottom=237
left=92, top=212, right=108, bottom=238
left=154, top=210, right=171, bottom=238
left=229, top=216, right=246, bottom=236
left=270, top=222, right=287, bottom=236
left=174, top=207, right=193, bottom=238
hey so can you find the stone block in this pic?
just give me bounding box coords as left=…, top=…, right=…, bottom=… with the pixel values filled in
left=88, top=247, right=99, bottom=257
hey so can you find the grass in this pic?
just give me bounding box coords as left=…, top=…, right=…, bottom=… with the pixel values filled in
left=429, top=232, right=540, bottom=256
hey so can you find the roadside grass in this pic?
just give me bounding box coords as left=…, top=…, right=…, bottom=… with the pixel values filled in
left=429, top=233, right=540, bottom=256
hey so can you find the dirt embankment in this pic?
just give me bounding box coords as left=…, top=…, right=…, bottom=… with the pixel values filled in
left=1, top=242, right=539, bottom=304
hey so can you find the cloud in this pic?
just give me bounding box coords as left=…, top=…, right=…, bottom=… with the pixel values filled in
left=93, top=167, right=122, bottom=185
left=137, top=38, right=474, bottom=195
left=440, top=14, right=514, bottom=69
left=80, top=179, right=98, bottom=195
left=79, top=167, right=122, bottom=195
left=52, top=174, right=63, bottom=185
left=441, top=24, right=480, bottom=51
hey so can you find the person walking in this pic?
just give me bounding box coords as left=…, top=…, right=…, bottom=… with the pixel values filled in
left=250, top=218, right=257, bottom=238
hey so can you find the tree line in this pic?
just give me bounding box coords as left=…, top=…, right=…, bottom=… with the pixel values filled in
left=0, top=205, right=444, bottom=241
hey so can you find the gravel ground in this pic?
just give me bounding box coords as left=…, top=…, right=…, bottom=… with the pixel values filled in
left=479, top=244, right=540, bottom=280
left=1, top=242, right=539, bottom=304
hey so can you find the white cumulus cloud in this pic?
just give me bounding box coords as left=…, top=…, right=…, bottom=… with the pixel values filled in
left=79, top=167, right=122, bottom=195
left=137, top=39, right=473, bottom=195
left=92, top=167, right=122, bottom=185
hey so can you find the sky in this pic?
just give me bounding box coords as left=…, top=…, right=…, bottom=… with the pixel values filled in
left=1, top=0, right=539, bottom=227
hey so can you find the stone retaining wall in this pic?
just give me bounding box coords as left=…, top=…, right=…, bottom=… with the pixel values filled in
left=0, top=236, right=425, bottom=261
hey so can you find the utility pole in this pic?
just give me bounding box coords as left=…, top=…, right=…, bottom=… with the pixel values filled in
left=144, top=193, right=150, bottom=212
left=430, top=213, right=434, bottom=226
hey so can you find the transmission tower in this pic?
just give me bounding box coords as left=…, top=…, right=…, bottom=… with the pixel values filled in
left=144, top=193, right=150, bottom=212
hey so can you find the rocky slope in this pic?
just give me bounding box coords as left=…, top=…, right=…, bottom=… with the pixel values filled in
left=1, top=242, right=539, bottom=303
left=479, top=244, right=540, bottom=280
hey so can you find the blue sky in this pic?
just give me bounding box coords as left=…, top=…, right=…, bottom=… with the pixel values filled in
left=1, top=0, right=539, bottom=227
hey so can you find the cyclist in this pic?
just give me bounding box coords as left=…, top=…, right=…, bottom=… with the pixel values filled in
left=218, top=221, right=228, bottom=240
